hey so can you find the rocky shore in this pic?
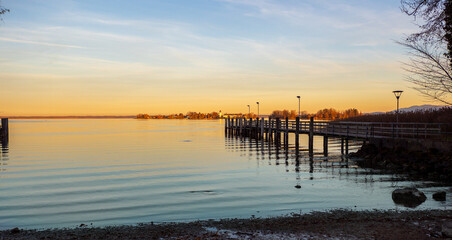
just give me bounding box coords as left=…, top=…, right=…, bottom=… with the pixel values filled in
left=350, top=143, right=452, bottom=183
left=1, top=210, right=451, bottom=239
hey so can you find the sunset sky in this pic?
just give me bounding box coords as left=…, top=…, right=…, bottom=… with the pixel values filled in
left=0, top=0, right=441, bottom=116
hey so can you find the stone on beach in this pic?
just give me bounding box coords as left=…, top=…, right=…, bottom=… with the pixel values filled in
left=392, top=188, right=427, bottom=208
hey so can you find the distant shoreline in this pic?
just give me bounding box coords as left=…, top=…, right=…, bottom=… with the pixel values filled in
left=3, top=116, right=136, bottom=119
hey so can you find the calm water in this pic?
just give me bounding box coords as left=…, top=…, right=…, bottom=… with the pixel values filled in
left=0, top=119, right=450, bottom=230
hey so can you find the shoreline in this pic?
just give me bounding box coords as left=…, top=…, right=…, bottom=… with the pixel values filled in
left=2, top=209, right=451, bottom=239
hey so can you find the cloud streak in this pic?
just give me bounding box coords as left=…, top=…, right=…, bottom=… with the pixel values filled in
left=0, top=37, right=85, bottom=49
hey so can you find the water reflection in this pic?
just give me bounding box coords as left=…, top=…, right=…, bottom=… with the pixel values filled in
left=0, top=139, right=8, bottom=173
left=224, top=133, right=420, bottom=187
left=0, top=119, right=449, bottom=230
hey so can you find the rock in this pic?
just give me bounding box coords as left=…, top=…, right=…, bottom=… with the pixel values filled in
left=433, top=191, right=446, bottom=201
left=442, top=222, right=452, bottom=238
left=392, top=188, right=426, bottom=208
left=10, top=227, right=20, bottom=234
left=294, top=185, right=301, bottom=189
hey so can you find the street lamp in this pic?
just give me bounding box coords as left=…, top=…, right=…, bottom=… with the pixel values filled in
left=256, top=102, right=260, bottom=118
left=392, top=90, right=403, bottom=125
left=247, top=105, right=250, bottom=117
left=297, top=96, right=301, bottom=118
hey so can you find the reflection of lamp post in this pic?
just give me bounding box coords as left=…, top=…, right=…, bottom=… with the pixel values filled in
left=256, top=102, right=260, bottom=118
left=297, top=96, right=301, bottom=118
left=247, top=105, right=250, bottom=117
left=392, top=90, right=403, bottom=125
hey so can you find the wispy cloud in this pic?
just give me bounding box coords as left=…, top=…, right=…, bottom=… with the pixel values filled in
left=0, top=37, right=85, bottom=49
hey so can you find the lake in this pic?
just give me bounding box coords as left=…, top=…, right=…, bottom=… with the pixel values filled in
left=0, top=119, right=450, bottom=230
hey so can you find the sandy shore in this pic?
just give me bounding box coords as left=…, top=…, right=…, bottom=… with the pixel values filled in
left=1, top=209, right=451, bottom=239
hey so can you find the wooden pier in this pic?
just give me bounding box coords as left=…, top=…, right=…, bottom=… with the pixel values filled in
left=225, top=117, right=448, bottom=156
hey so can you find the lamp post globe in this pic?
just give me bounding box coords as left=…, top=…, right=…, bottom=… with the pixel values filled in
left=297, top=96, right=301, bottom=118
left=256, top=102, right=260, bottom=118
left=392, top=90, right=403, bottom=124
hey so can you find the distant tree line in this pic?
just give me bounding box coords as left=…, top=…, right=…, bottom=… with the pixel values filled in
left=269, top=108, right=361, bottom=120
left=341, top=107, right=452, bottom=123
left=137, top=112, right=221, bottom=119
left=137, top=108, right=362, bottom=120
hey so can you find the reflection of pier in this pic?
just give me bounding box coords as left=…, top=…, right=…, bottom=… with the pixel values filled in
left=225, top=117, right=446, bottom=156
left=224, top=133, right=409, bottom=187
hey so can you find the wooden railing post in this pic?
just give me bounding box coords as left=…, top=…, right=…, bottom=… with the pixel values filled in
left=309, top=117, right=314, bottom=155
left=285, top=117, right=289, bottom=148
left=295, top=117, right=300, bottom=155
left=256, top=117, right=260, bottom=138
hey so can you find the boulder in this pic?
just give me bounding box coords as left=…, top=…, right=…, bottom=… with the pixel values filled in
left=432, top=191, right=446, bottom=201
left=392, top=188, right=426, bottom=208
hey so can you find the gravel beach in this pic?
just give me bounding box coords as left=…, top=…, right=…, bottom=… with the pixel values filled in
left=1, top=209, right=451, bottom=239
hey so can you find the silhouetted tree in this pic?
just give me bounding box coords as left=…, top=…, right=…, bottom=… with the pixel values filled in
left=400, top=0, right=452, bottom=105
left=445, top=0, right=452, bottom=64
left=399, top=41, right=452, bottom=105
left=0, top=1, right=9, bottom=20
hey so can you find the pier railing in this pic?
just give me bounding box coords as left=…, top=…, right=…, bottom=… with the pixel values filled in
left=226, top=117, right=449, bottom=141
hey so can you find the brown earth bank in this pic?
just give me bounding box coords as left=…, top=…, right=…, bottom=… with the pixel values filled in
left=350, top=142, right=452, bottom=183
left=1, top=210, right=451, bottom=240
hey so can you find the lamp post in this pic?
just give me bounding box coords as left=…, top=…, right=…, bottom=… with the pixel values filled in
left=256, top=102, right=260, bottom=118
left=247, top=105, right=250, bottom=117
left=297, top=96, right=301, bottom=118
left=392, top=90, right=403, bottom=124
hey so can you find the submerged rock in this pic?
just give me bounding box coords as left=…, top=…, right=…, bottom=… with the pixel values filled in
left=433, top=191, right=446, bottom=201
left=392, top=188, right=426, bottom=208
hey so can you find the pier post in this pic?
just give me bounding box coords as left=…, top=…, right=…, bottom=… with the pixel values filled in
left=276, top=118, right=280, bottom=144
left=248, top=118, right=252, bottom=137
left=295, top=117, right=300, bottom=155
left=225, top=117, right=228, bottom=133
left=260, top=118, right=264, bottom=140
left=228, top=117, right=232, bottom=135
left=1, top=118, right=8, bottom=141
left=323, top=136, right=328, bottom=157
left=231, top=118, right=235, bottom=135
left=309, top=117, right=314, bottom=155
left=239, top=118, right=242, bottom=136
left=265, top=118, right=269, bottom=140
left=256, top=117, right=260, bottom=139
left=269, top=118, right=273, bottom=141
left=341, top=138, right=344, bottom=154
left=285, top=117, right=289, bottom=148
left=345, top=138, right=349, bottom=155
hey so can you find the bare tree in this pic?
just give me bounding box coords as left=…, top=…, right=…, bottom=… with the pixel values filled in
left=399, top=41, right=452, bottom=105
left=400, top=0, right=452, bottom=104
left=401, top=0, right=447, bottom=44
left=0, top=0, right=9, bottom=21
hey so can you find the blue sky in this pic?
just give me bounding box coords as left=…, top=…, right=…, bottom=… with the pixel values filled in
left=0, top=0, right=429, bottom=115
